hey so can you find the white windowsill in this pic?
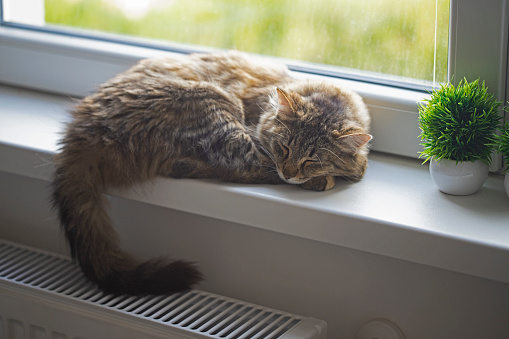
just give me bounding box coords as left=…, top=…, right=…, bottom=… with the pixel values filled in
left=1, top=84, right=509, bottom=284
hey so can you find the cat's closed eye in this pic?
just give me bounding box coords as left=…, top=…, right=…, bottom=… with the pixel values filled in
left=278, top=142, right=290, bottom=158
left=302, top=159, right=317, bottom=167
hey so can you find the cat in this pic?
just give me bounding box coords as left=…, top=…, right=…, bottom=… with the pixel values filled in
left=52, top=51, right=371, bottom=295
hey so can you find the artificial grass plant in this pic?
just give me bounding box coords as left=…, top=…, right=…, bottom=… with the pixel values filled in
left=418, top=78, right=501, bottom=165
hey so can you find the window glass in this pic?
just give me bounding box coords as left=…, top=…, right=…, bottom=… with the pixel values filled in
left=3, top=0, right=450, bottom=87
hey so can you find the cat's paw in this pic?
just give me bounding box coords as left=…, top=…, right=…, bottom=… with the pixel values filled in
left=300, top=176, right=335, bottom=191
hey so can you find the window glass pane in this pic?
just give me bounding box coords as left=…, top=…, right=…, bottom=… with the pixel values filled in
left=3, top=0, right=450, bottom=86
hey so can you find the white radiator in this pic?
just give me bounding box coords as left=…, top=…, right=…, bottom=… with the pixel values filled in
left=0, top=240, right=326, bottom=339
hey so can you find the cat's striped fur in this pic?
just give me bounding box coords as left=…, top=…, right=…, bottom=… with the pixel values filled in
left=52, top=51, right=371, bottom=295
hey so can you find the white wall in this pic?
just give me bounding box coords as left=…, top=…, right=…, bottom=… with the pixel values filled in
left=1, top=170, right=508, bottom=338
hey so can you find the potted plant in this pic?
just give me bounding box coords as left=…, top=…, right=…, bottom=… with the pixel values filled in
left=494, top=120, right=509, bottom=198
left=418, top=78, right=501, bottom=195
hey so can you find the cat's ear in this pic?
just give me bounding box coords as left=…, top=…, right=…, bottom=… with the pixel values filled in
left=333, top=130, right=372, bottom=150
left=275, top=87, right=297, bottom=119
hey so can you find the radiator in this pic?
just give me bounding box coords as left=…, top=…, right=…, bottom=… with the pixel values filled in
left=0, top=240, right=326, bottom=339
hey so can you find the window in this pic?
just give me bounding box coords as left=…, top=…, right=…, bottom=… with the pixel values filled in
left=5, top=0, right=450, bottom=89
left=0, top=0, right=507, bottom=164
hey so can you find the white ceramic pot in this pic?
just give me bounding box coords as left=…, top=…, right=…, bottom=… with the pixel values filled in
left=505, top=173, right=509, bottom=198
left=429, top=158, right=489, bottom=195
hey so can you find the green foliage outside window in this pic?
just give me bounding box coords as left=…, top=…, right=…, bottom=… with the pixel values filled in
left=45, top=0, right=449, bottom=84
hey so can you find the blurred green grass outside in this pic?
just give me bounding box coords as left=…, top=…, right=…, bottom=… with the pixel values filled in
left=45, top=0, right=449, bottom=84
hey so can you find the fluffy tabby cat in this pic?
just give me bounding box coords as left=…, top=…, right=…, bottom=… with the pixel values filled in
left=52, top=51, right=371, bottom=295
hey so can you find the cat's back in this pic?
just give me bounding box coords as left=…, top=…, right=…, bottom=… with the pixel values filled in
left=135, top=51, right=292, bottom=92
left=192, top=51, right=291, bottom=87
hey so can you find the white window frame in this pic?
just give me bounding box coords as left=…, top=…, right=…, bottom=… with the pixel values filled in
left=0, top=0, right=507, bottom=165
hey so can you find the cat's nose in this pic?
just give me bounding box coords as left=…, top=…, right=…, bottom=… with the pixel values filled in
left=281, top=163, right=298, bottom=179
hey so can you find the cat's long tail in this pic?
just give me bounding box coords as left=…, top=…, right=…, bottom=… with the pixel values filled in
left=51, top=147, right=202, bottom=295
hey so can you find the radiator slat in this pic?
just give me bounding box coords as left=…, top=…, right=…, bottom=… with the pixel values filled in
left=215, top=307, right=259, bottom=338
left=71, top=283, right=98, bottom=299
left=192, top=299, right=232, bottom=332
left=0, top=250, right=36, bottom=276
left=96, top=294, right=119, bottom=305
left=0, top=240, right=326, bottom=339
left=141, top=293, right=182, bottom=318
left=132, top=294, right=167, bottom=315
left=5, top=254, right=47, bottom=281
left=264, top=317, right=298, bottom=339
left=169, top=295, right=215, bottom=325
left=51, top=272, right=85, bottom=293
left=105, top=295, right=131, bottom=308
left=242, top=313, right=282, bottom=339
left=12, top=256, right=58, bottom=282
left=85, top=291, right=108, bottom=303
left=0, top=247, right=24, bottom=266
left=228, top=310, right=267, bottom=339
left=65, top=279, right=94, bottom=298
left=179, top=296, right=223, bottom=328
left=37, top=263, right=78, bottom=289
left=236, top=312, right=273, bottom=339
left=121, top=295, right=153, bottom=313
left=186, top=299, right=226, bottom=329
left=114, top=295, right=140, bottom=310
left=209, top=304, right=250, bottom=335
left=160, top=293, right=204, bottom=322
left=22, top=258, right=68, bottom=286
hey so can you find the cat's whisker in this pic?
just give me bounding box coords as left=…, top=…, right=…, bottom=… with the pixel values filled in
left=319, top=147, right=346, bottom=164
left=342, top=176, right=357, bottom=184
left=275, top=118, right=290, bottom=133
left=257, top=144, right=277, bottom=165
left=315, top=154, right=324, bottom=169
left=254, top=161, right=276, bottom=168
left=265, top=129, right=284, bottom=140
left=256, top=102, right=267, bottom=113
left=263, top=152, right=277, bottom=166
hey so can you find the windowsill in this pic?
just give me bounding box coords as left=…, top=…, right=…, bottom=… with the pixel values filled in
left=1, top=84, right=509, bottom=284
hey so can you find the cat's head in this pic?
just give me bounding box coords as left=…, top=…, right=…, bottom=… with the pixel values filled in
left=257, top=83, right=371, bottom=185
